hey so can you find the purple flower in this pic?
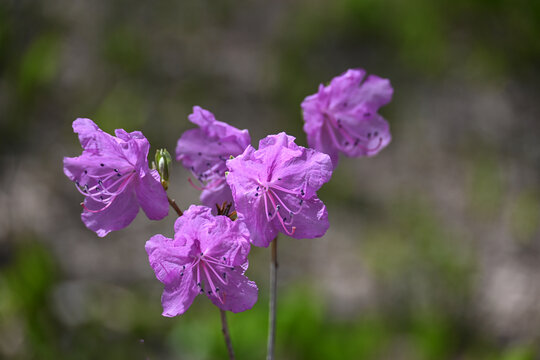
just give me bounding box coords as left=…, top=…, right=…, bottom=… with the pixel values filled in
left=226, top=132, right=333, bottom=248
left=146, top=205, right=258, bottom=316
left=63, top=118, right=169, bottom=237
left=301, top=69, right=393, bottom=167
left=176, top=106, right=250, bottom=212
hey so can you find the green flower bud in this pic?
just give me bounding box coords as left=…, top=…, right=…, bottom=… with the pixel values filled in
left=155, top=149, right=172, bottom=190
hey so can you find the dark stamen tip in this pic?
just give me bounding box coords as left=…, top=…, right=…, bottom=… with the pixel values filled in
left=100, top=163, right=105, bottom=167
left=198, top=152, right=202, bottom=156
left=114, top=169, right=119, bottom=172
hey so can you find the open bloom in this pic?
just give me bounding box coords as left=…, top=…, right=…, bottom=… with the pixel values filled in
left=226, top=132, right=333, bottom=247
left=301, top=69, right=393, bottom=167
left=146, top=205, right=258, bottom=316
left=176, top=106, right=250, bottom=212
left=63, top=118, right=168, bottom=237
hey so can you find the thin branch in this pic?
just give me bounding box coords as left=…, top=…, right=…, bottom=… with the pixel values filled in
left=266, top=237, right=278, bottom=360
left=220, top=309, right=236, bottom=360
left=167, top=196, right=183, bottom=217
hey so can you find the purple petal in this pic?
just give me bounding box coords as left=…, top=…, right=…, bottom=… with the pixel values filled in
left=200, top=181, right=235, bottom=215
left=328, top=69, right=366, bottom=110
left=207, top=267, right=258, bottom=313
left=136, top=169, right=169, bottom=220
left=176, top=106, right=250, bottom=177
left=146, top=234, right=199, bottom=317
left=339, top=113, right=391, bottom=158
left=198, top=216, right=251, bottom=266
left=287, top=197, right=329, bottom=239
left=352, top=75, right=393, bottom=113
left=173, top=205, right=214, bottom=236
left=81, top=185, right=140, bottom=237
left=305, top=122, right=340, bottom=168
left=72, top=118, right=124, bottom=158
left=161, top=271, right=199, bottom=317
left=270, top=146, right=332, bottom=199
left=114, top=129, right=152, bottom=168
left=145, top=234, right=193, bottom=285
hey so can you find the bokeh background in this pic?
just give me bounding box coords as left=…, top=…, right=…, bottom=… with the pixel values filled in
left=1, top=0, right=540, bottom=359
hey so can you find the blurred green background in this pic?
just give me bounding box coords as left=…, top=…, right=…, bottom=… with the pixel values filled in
left=1, top=0, right=540, bottom=359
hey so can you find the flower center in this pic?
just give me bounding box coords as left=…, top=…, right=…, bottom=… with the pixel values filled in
left=74, top=164, right=137, bottom=213
left=190, top=252, right=232, bottom=304
left=255, top=179, right=306, bottom=236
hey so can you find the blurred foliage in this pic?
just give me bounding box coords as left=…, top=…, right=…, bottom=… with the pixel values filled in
left=0, top=241, right=536, bottom=359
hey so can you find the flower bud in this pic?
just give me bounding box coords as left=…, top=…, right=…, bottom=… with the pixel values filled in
left=155, top=149, right=172, bottom=190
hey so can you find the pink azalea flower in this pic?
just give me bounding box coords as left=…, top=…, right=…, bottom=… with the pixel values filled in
left=146, top=205, right=258, bottom=316
left=226, top=132, right=333, bottom=248
left=63, top=118, right=168, bottom=237
left=176, top=106, right=250, bottom=212
left=301, top=69, right=393, bottom=167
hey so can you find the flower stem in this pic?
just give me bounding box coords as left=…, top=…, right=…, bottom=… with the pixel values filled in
left=220, top=309, right=235, bottom=360
left=167, top=196, right=183, bottom=216
left=266, top=237, right=278, bottom=360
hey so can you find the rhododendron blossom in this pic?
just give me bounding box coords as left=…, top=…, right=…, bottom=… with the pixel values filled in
left=226, top=132, right=333, bottom=247
left=146, top=205, right=258, bottom=316
left=63, top=118, right=168, bottom=237
left=176, top=106, right=251, bottom=212
left=301, top=69, right=393, bottom=167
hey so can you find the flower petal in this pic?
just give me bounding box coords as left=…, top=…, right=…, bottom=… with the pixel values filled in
left=200, top=182, right=235, bottom=214
left=339, top=113, right=391, bottom=158
left=207, top=266, right=258, bottom=313
left=270, top=146, right=332, bottom=199
left=198, top=216, right=251, bottom=266
left=353, top=75, right=393, bottom=112
left=81, top=185, right=140, bottom=237
left=288, top=196, right=329, bottom=239
left=145, top=234, right=194, bottom=286
left=161, top=270, right=199, bottom=317
left=136, top=169, right=169, bottom=220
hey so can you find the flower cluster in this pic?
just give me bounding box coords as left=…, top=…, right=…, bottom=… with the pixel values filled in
left=63, top=68, right=392, bottom=318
